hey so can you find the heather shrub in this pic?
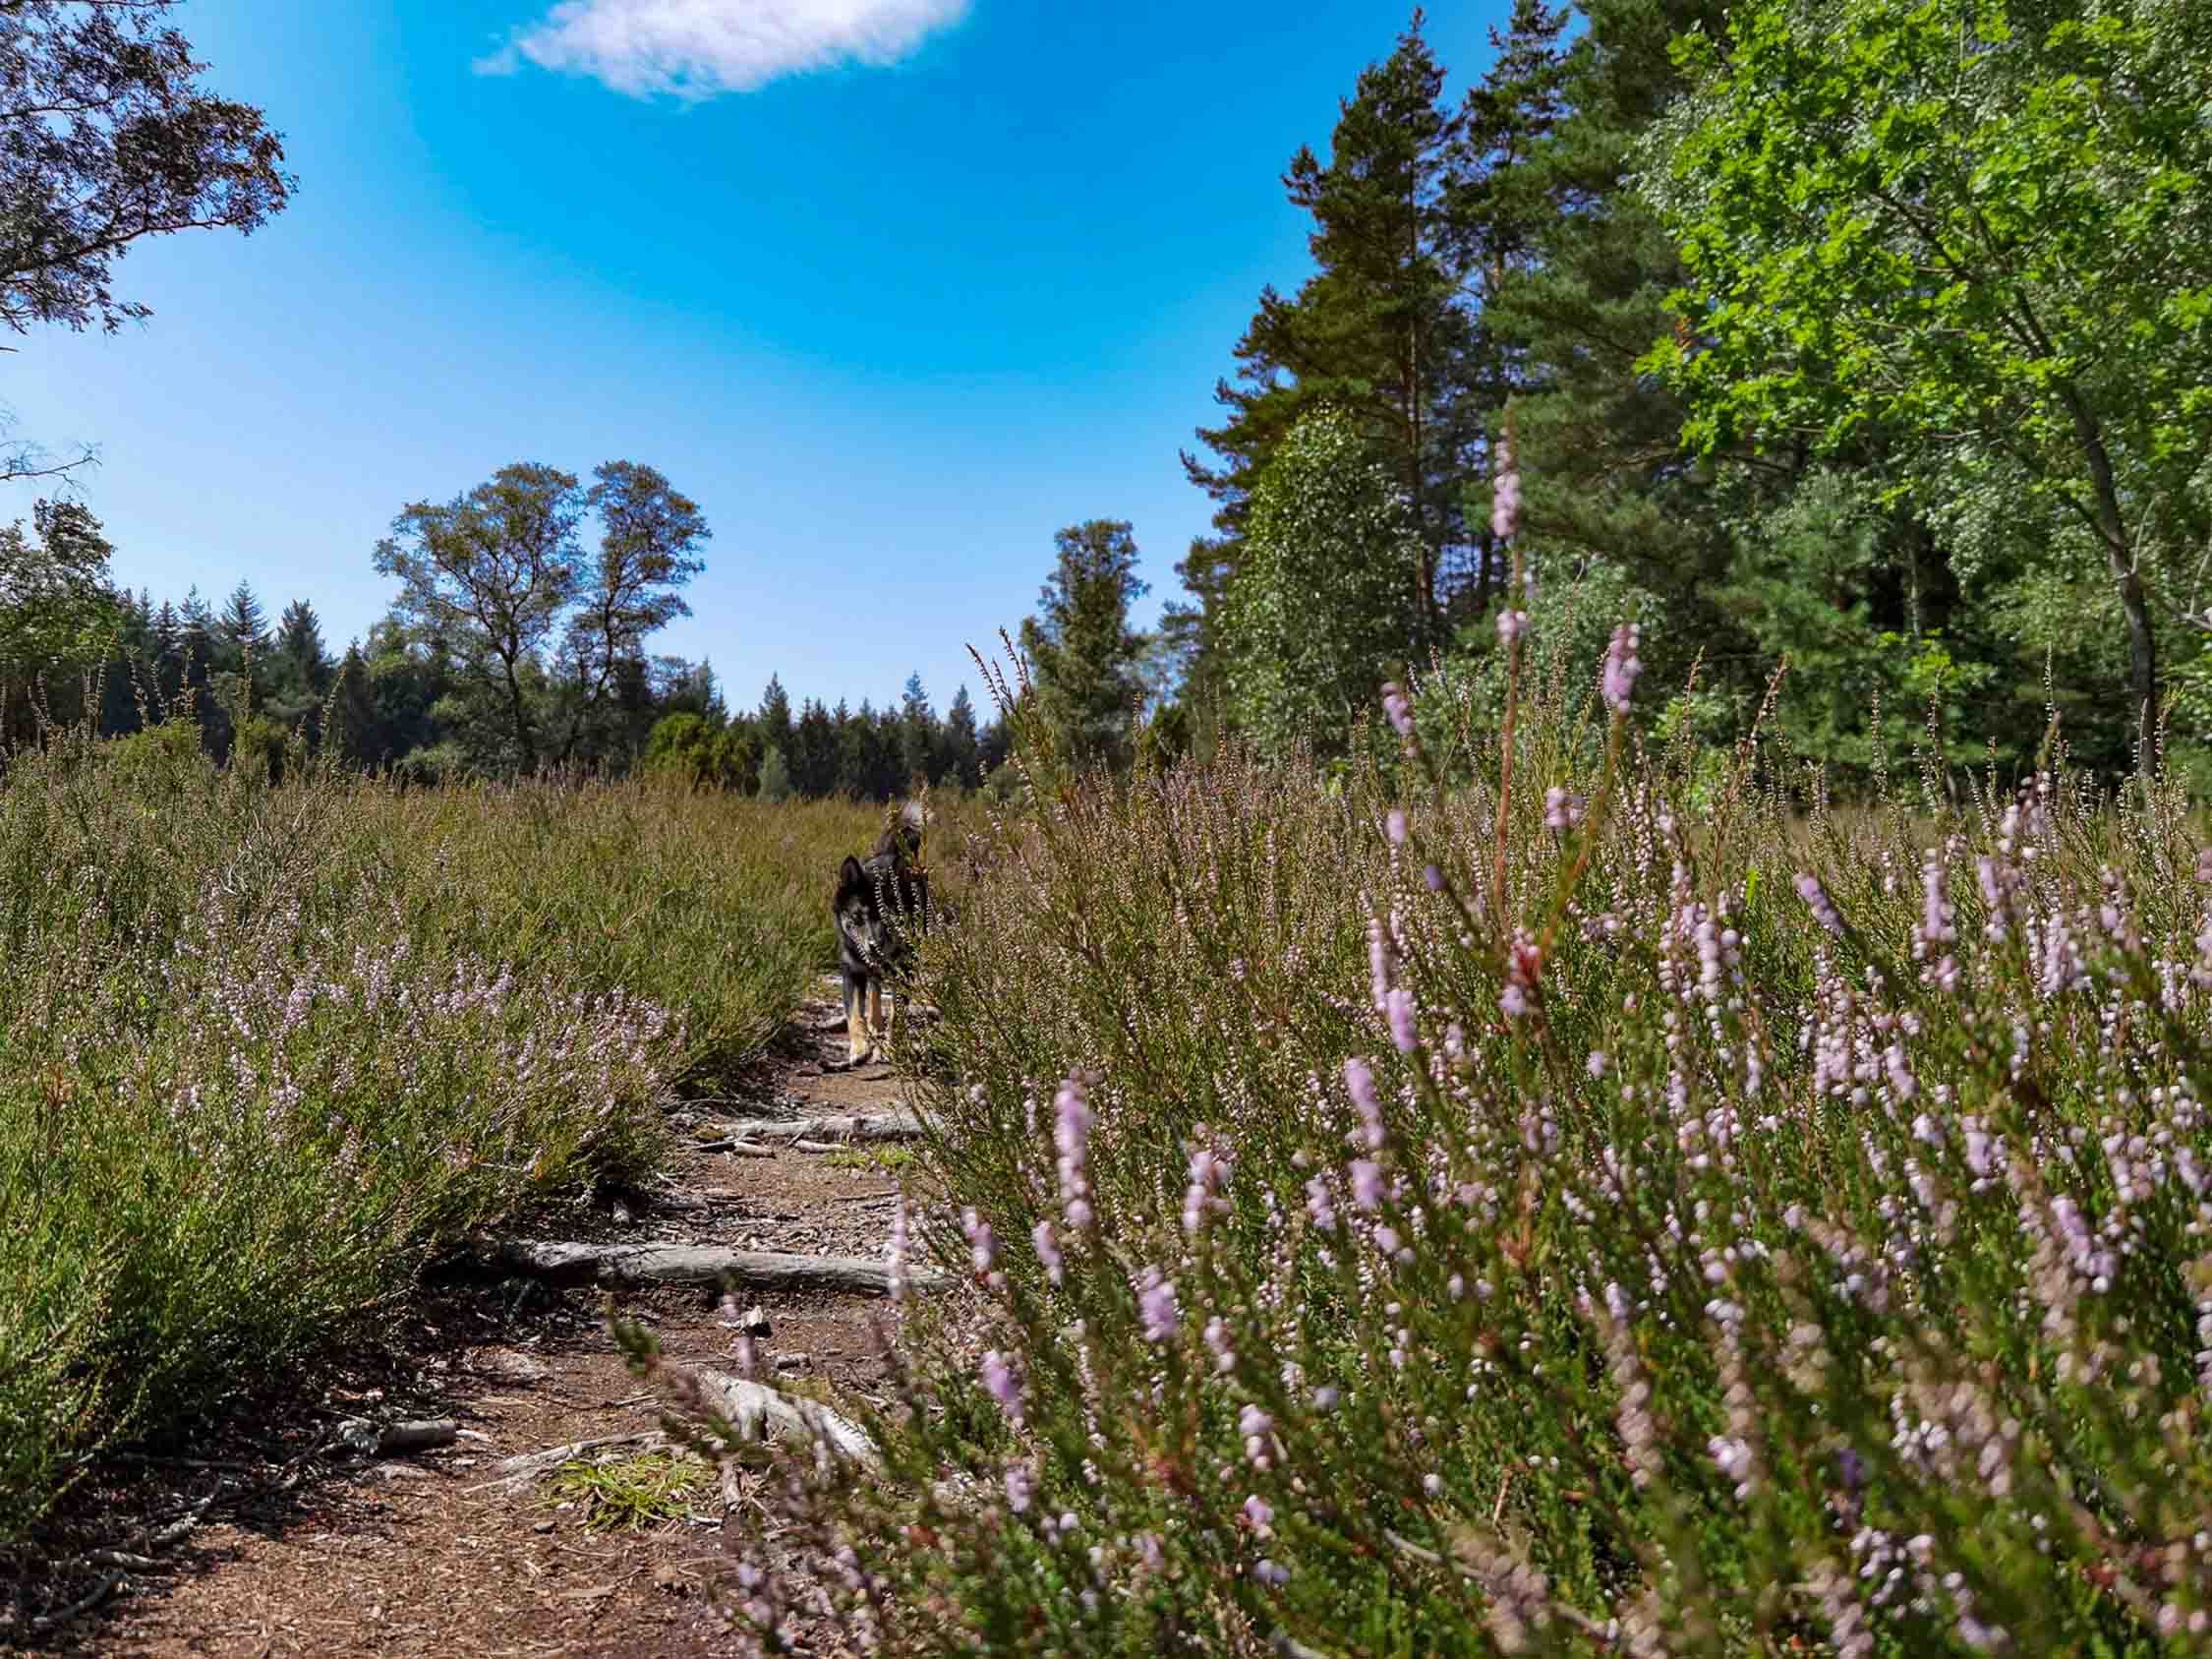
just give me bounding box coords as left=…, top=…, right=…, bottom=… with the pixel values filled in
left=698, top=642, right=2212, bottom=1655
left=0, top=730, right=870, bottom=1542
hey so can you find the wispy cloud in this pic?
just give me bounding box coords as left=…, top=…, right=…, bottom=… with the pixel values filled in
left=477, top=0, right=970, bottom=99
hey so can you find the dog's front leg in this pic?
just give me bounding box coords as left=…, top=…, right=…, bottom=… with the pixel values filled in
left=864, top=977, right=884, bottom=1060
left=844, top=971, right=869, bottom=1066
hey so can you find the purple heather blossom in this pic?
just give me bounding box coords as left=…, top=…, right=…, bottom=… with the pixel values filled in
left=2197, top=847, right=2212, bottom=884
left=1601, top=623, right=1644, bottom=715
left=1587, top=1050, right=1609, bottom=1080
left=980, top=1350, right=1023, bottom=1424
left=1003, top=1461, right=1034, bottom=1513
left=1345, top=1057, right=1385, bottom=1149
left=1543, top=787, right=1585, bottom=831
left=1350, top=1158, right=1385, bottom=1212
left=961, top=1208, right=998, bottom=1274
left=1032, top=1218, right=1064, bottom=1286
left=1368, top=919, right=1395, bottom=1012
left=1184, top=1146, right=1230, bottom=1233
left=1386, top=807, right=1408, bottom=846
left=1425, top=863, right=1445, bottom=892
left=1496, top=608, right=1528, bottom=645
left=1054, top=1074, right=1095, bottom=1232
left=1491, top=437, right=1522, bottom=542
left=1203, top=1316, right=1236, bottom=1372
left=1137, top=1269, right=1181, bottom=1342
left=1305, top=1175, right=1338, bottom=1231
left=1244, top=1494, right=1275, bottom=1531
left=1380, top=681, right=1414, bottom=738
left=1386, top=986, right=1419, bottom=1053
left=1794, top=872, right=1843, bottom=935
left=1254, top=1559, right=1291, bottom=1588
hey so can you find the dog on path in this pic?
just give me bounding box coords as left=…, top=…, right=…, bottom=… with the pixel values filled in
left=834, top=800, right=928, bottom=1066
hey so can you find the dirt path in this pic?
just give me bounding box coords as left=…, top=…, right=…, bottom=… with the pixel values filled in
left=11, top=979, right=916, bottom=1659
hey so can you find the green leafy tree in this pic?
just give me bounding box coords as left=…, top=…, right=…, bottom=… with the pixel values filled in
left=374, top=463, right=587, bottom=773
left=1220, top=408, right=1425, bottom=757
left=0, top=1, right=292, bottom=483
left=1642, top=0, right=2212, bottom=775
left=554, top=461, right=709, bottom=766
left=0, top=499, right=117, bottom=670
left=1019, top=519, right=1150, bottom=773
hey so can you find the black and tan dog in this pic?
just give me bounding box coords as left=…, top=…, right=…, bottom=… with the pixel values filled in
left=833, top=800, right=928, bottom=1066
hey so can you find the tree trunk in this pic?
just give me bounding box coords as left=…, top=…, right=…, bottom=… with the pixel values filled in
left=501, top=651, right=538, bottom=774
left=2064, top=387, right=2158, bottom=778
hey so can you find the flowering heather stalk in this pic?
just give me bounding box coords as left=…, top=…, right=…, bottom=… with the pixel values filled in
left=705, top=618, right=2212, bottom=1657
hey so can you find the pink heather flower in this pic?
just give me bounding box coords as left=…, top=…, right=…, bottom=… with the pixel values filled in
left=1054, top=1075, right=1095, bottom=1231
left=1793, top=872, right=1843, bottom=935
left=1601, top=623, right=1643, bottom=715
left=1031, top=1218, right=1064, bottom=1285
left=1203, top=1316, right=1236, bottom=1372
left=1491, top=436, right=1521, bottom=542
left=1496, top=608, right=1528, bottom=645
left=1305, top=1175, right=1337, bottom=1231
left=1345, top=1057, right=1385, bottom=1149
left=1183, top=1146, right=1229, bottom=1234
left=1424, top=863, right=1444, bottom=892
left=1385, top=987, right=1419, bottom=1054
left=1367, top=919, right=1395, bottom=1011
left=1543, top=787, right=1584, bottom=831
left=1587, top=1050, right=1609, bottom=1079
left=1374, top=1224, right=1402, bottom=1255
left=1380, top=681, right=1414, bottom=738
left=980, top=1350, right=1023, bottom=1425
left=961, top=1207, right=998, bottom=1274
left=1244, top=1494, right=1275, bottom=1531
left=1350, top=1158, right=1385, bottom=1212
left=1003, top=1461, right=1034, bottom=1513
left=1385, top=807, right=1408, bottom=846
left=2196, top=848, right=2212, bottom=884
left=1254, top=1559, right=1291, bottom=1587
left=1137, top=1269, right=1181, bottom=1342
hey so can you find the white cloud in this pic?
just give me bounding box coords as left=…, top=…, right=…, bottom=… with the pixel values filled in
left=478, top=0, right=969, bottom=99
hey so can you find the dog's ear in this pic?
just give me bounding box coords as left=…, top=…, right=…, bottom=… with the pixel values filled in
left=839, top=855, right=866, bottom=889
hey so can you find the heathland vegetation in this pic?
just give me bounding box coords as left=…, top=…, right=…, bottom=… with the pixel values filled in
left=4, top=0, right=2212, bottom=1654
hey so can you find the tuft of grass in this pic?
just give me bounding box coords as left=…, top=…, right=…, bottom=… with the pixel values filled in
left=547, top=1450, right=709, bottom=1533
left=824, top=1146, right=914, bottom=1173
left=0, top=727, right=883, bottom=1546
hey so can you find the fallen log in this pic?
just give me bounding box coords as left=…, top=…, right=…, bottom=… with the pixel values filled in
left=744, top=1110, right=924, bottom=1146
left=696, top=1368, right=879, bottom=1469
left=492, top=1239, right=938, bottom=1295
left=691, top=1137, right=775, bottom=1157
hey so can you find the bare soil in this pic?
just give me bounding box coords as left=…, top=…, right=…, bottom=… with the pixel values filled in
left=3, top=980, right=918, bottom=1659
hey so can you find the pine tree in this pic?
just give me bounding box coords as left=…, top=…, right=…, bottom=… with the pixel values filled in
left=944, top=684, right=982, bottom=790
left=898, top=673, right=935, bottom=790
left=759, top=675, right=793, bottom=763
left=1184, top=12, right=1482, bottom=654
left=1019, top=520, right=1150, bottom=772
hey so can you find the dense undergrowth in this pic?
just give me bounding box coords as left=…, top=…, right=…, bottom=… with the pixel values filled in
left=0, top=723, right=880, bottom=1544
left=703, top=642, right=2212, bottom=1656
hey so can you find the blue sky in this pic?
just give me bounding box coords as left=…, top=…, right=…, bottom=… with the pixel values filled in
left=7, top=0, right=1510, bottom=716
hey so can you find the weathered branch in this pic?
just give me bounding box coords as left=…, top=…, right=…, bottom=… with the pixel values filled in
left=492, top=1239, right=937, bottom=1295
left=746, top=1110, right=924, bottom=1146
left=695, top=1368, right=879, bottom=1469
